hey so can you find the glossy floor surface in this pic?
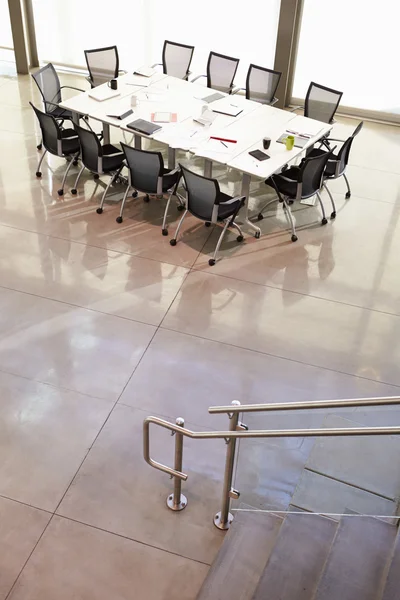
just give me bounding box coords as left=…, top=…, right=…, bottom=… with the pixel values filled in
left=0, top=59, right=400, bottom=599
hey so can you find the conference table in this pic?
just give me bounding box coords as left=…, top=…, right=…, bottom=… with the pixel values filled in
left=59, top=71, right=331, bottom=237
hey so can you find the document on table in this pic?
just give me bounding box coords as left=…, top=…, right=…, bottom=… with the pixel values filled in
left=288, top=115, right=324, bottom=137
left=194, top=137, right=238, bottom=161
left=124, top=75, right=152, bottom=87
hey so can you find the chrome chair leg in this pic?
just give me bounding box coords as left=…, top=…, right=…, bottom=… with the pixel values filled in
left=209, top=220, right=231, bottom=266
left=323, top=182, right=336, bottom=219
left=282, top=198, right=298, bottom=242
left=343, top=173, right=351, bottom=199
left=170, top=209, right=188, bottom=246
left=99, top=166, right=123, bottom=211
left=35, top=149, right=47, bottom=177
left=316, top=191, right=328, bottom=225
left=58, top=152, right=79, bottom=197
left=71, top=165, right=85, bottom=195
left=161, top=192, right=173, bottom=236
left=115, top=182, right=131, bottom=223
left=257, top=196, right=279, bottom=221
left=230, top=221, right=244, bottom=241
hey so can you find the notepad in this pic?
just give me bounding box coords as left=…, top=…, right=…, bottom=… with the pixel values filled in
left=125, top=76, right=151, bottom=87
left=276, top=133, right=309, bottom=148
left=201, top=92, right=225, bottom=103
left=151, top=112, right=177, bottom=123
left=133, top=66, right=156, bottom=77
left=88, top=88, right=121, bottom=102
left=126, top=119, right=162, bottom=136
left=106, top=109, right=133, bottom=120
left=210, top=99, right=243, bottom=117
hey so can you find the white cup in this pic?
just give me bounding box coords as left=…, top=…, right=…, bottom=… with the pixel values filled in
left=131, top=95, right=138, bottom=108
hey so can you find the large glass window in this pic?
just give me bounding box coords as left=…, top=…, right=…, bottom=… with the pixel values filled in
left=0, top=0, right=13, bottom=49
left=32, top=0, right=281, bottom=85
left=292, top=0, right=400, bottom=117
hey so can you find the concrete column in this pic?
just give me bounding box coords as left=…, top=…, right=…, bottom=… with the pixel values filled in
left=273, top=0, right=303, bottom=108
left=7, top=0, right=29, bottom=74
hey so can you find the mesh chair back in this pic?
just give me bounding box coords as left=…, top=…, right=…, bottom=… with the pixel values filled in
left=335, top=121, right=363, bottom=175
left=84, top=46, right=119, bottom=87
left=246, top=64, right=281, bottom=104
left=74, top=124, right=102, bottom=172
left=162, top=40, right=194, bottom=79
left=207, top=52, right=239, bottom=93
left=121, top=143, right=163, bottom=193
left=305, top=82, right=343, bottom=124
left=31, top=63, right=62, bottom=114
left=299, top=149, right=332, bottom=197
left=180, top=164, right=219, bottom=221
left=30, top=102, right=61, bottom=155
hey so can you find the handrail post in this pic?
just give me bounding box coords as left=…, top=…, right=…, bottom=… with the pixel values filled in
left=167, top=417, right=187, bottom=511
left=214, top=401, right=241, bottom=530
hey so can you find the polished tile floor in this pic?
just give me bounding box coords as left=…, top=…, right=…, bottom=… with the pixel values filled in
left=0, top=59, right=400, bottom=599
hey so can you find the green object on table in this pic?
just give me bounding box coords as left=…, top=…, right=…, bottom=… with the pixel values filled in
left=284, top=135, right=295, bottom=151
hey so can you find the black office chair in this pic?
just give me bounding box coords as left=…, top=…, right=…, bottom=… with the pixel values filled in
left=257, top=149, right=334, bottom=242
left=192, top=51, right=240, bottom=94
left=233, top=64, right=282, bottom=105
left=307, top=122, right=363, bottom=218
left=84, top=46, right=123, bottom=87
left=30, top=102, right=80, bottom=197
left=31, top=63, right=85, bottom=149
left=107, top=143, right=181, bottom=228
left=170, top=164, right=245, bottom=266
left=71, top=123, right=125, bottom=206
left=152, top=40, right=195, bottom=80
left=293, top=82, right=343, bottom=124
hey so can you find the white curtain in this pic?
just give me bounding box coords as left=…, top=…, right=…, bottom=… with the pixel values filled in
left=0, top=0, right=13, bottom=48
left=292, top=0, right=400, bottom=115
left=32, top=0, right=281, bottom=87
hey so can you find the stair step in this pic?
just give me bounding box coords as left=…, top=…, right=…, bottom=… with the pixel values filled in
left=196, top=511, right=283, bottom=600
left=314, top=516, right=396, bottom=600
left=252, top=513, right=337, bottom=600
left=381, top=529, right=400, bottom=600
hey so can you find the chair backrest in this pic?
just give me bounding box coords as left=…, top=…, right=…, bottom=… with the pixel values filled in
left=246, top=64, right=282, bottom=104
left=31, top=63, right=62, bottom=114
left=84, top=46, right=119, bottom=87
left=73, top=124, right=102, bottom=172
left=334, top=121, right=363, bottom=175
left=206, top=52, right=240, bottom=93
left=162, top=40, right=194, bottom=80
left=121, top=143, right=164, bottom=193
left=30, top=102, right=61, bottom=155
left=180, top=164, right=220, bottom=221
left=304, top=82, right=343, bottom=124
left=298, top=149, right=333, bottom=198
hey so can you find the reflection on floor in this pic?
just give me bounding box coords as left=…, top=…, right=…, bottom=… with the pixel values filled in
left=0, top=58, right=400, bottom=599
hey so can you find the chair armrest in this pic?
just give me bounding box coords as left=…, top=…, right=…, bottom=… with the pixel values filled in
left=151, top=63, right=162, bottom=68
left=289, top=105, right=303, bottom=112
left=166, top=166, right=181, bottom=176
left=231, top=87, right=245, bottom=96
left=191, top=74, right=206, bottom=83
left=118, top=69, right=127, bottom=76
left=220, top=195, right=246, bottom=205
left=60, top=85, right=86, bottom=93
left=325, top=138, right=346, bottom=143
left=270, top=97, right=279, bottom=106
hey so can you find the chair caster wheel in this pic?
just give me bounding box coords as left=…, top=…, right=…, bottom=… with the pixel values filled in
left=116, top=216, right=123, bottom=224
left=345, top=192, right=351, bottom=199
left=132, top=190, right=138, bottom=198
left=208, top=259, right=216, bottom=266
left=37, top=144, right=42, bottom=151
left=331, top=211, right=336, bottom=219
left=73, top=159, right=78, bottom=166
left=177, top=204, right=185, bottom=212
left=36, top=171, right=42, bottom=178
left=71, top=188, right=77, bottom=195
left=144, top=194, right=150, bottom=203
left=254, top=231, right=261, bottom=239
left=257, top=213, right=264, bottom=221
left=93, top=174, right=100, bottom=180
left=205, top=222, right=211, bottom=227
left=236, top=235, right=244, bottom=242
left=322, top=217, right=328, bottom=225
left=291, top=234, right=298, bottom=242
left=162, top=228, right=168, bottom=236
left=57, top=189, right=64, bottom=196
left=96, top=208, right=103, bottom=214
left=170, top=239, right=177, bottom=246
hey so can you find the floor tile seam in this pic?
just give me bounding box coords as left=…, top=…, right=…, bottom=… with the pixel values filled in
left=0, top=221, right=197, bottom=271
left=157, top=268, right=193, bottom=329
left=0, top=493, right=54, bottom=516
left=184, top=265, right=400, bottom=320
left=158, top=325, right=400, bottom=391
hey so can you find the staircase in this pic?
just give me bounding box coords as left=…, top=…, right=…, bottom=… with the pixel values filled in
left=196, top=511, right=400, bottom=600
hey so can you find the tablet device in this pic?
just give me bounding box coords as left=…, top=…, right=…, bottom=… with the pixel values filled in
left=249, top=149, right=270, bottom=161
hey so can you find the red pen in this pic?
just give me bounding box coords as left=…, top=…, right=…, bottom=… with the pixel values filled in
left=210, top=136, right=237, bottom=144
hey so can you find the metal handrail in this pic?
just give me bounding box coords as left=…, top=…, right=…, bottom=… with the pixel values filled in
left=208, top=395, right=400, bottom=414
left=143, top=397, right=400, bottom=530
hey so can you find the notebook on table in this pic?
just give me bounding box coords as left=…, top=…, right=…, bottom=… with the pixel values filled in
left=201, top=92, right=224, bottom=103
left=88, top=88, right=121, bottom=102
left=210, top=98, right=243, bottom=117
left=106, top=109, right=133, bottom=120
left=151, top=112, right=177, bottom=123
left=126, top=119, right=162, bottom=135
left=276, top=133, right=309, bottom=148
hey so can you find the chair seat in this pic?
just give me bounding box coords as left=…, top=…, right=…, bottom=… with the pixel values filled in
left=266, top=166, right=300, bottom=198
left=161, top=168, right=181, bottom=192
left=102, top=144, right=124, bottom=171
left=217, top=192, right=243, bottom=220
left=306, top=148, right=341, bottom=178
left=50, top=106, right=73, bottom=120
left=61, top=129, right=80, bottom=155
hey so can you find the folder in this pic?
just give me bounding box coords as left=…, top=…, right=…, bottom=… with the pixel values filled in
left=126, top=119, right=162, bottom=136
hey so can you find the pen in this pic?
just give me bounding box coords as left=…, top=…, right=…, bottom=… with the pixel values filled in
left=221, top=141, right=228, bottom=148
left=210, top=136, right=237, bottom=144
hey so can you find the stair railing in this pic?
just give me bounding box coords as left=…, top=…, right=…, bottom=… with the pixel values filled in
left=143, top=396, right=400, bottom=530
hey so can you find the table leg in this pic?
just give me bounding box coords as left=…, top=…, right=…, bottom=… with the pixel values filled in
left=103, top=123, right=110, bottom=145
left=72, top=111, right=79, bottom=125
left=241, top=173, right=261, bottom=238
left=168, top=147, right=176, bottom=169
left=135, top=135, right=142, bottom=150
left=204, top=159, right=212, bottom=178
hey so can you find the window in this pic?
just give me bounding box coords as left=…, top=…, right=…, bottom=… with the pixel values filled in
left=0, top=0, right=13, bottom=49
